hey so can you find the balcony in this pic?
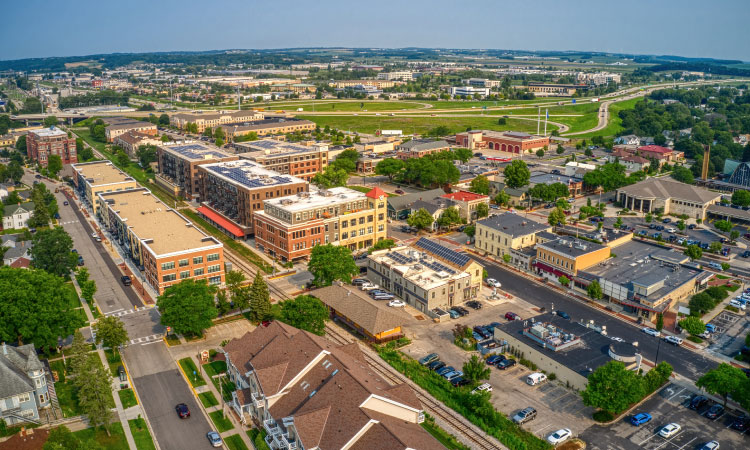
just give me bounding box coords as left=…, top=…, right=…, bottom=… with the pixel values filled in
left=263, top=419, right=297, bottom=449
left=251, top=392, right=264, bottom=408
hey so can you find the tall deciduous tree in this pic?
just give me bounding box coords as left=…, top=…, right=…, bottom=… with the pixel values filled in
left=581, top=361, right=646, bottom=414
left=503, top=160, right=530, bottom=188
left=249, top=272, right=272, bottom=322
left=47, top=154, right=63, bottom=178
left=548, top=207, right=566, bottom=227
left=696, top=363, right=748, bottom=407
left=678, top=316, right=706, bottom=336
left=31, top=227, right=77, bottom=277
left=407, top=208, right=434, bottom=230
left=308, top=244, right=359, bottom=287
left=469, top=175, right=490, bottom=195
left=462, top=354, right=491, bottom=384
left=278, top=295, right=328, bottom=336
left=684, top=244, right=703, bottom=261
left=157, top=279, right=218, bottom=336
left=453, top=148, right=472, bottom=163
left=587, top=280, right=602, bottom=300
left=475, top=202, right=489, bottom=219
left=93, top=316, right=129, bottom=353
left=44, top=424, right=103, bottom=450
left=437, top=206, right=461, bottom=229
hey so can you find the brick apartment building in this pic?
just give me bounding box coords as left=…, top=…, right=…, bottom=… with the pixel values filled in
left=196, top=160, right=308, bottom=238
left=113, top=130, right=162, bottom=158
left=72, top=160, right=137, bottom=213
left=235, top=139, right=328, bottom=181
left=455, top=130, right=550, bottom=154
left=171, top=110, right=264, bottom=133
left=254, top=186, right=388, bottom=261
left=104, top=119, right=157, bottom=142
left=218, top=118, right=316, bottom=140
left=97, top=188, right=225, bottom=294
left=26, top=127, right=77, bottom=166
left=156, top=142, right=237, bottom=200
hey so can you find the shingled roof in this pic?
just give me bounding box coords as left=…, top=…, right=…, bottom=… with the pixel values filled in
left=0, top=343, right=42, bottom=400
left=311, top=284, right=410, bottom=336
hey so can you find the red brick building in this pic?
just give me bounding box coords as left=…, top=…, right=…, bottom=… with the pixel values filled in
left=455, top=130, right=549, bottom=154
left=26, top=127, right=77, bottom=166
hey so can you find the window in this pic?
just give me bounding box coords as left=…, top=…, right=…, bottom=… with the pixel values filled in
left=180, top=271, right=190, bottom=279
left=359, top=217, right=365, bottom=225
left=162, top=274, right=177, bottom=282
left=209, top=276, right=221, bottom=285
left=161, top=261, right=175, bottom=270
left=378, top=224, right=384, bottom=232
left=342, top=232, right=348, bottom=239
left=367, top=226, right=373, bottom=234
left=193, top=256, right=203, bottom=264
left=207, top=264, right=221, bottom=273
left=179, top=259, right=189, bottom=267
left=378, top=213, right=384, bottom=220
left=17, top=392, right=31, bottom=403
left=207, top=253, right=220, bottom=262
left=194, top=268, right=204, bottom=276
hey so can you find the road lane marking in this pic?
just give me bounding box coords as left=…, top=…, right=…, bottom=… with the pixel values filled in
left=666, top=387, right=685, bottom=401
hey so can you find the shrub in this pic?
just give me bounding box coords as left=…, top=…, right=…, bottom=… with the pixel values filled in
left=593, top=410, right=614, bottom=422
left=548, top=372, right=557, bottom=381
left=725, top=305, right=740, bottom=313
left=687, top=336, right=703, bottom=343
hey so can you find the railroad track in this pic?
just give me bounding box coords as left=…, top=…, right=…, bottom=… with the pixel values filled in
left=223, top=250, right=291, bottom=301
left=324, top=324, right=504, bottom=450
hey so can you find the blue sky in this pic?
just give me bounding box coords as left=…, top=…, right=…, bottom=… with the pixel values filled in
left=2, top=0, right=749, bottom=61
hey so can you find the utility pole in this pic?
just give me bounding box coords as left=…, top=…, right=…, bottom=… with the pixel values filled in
left=536, top=106, right=540, bottom=135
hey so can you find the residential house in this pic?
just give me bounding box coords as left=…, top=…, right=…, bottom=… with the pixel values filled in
left=440, top=191, right=490, bottom=222
left=613, top=135, right=641, bottom=145
left=2, top=202, right=34, bottom=230
left=1, top=235, right=31, bottom=266
left=0, top=343, right=50, bottom=425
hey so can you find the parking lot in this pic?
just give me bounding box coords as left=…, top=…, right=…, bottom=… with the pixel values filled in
left=400, top=291, right=596, bottom=441
left=581, top=382, right=748, bottom=450
left=707, top=309, right=749, bottom=357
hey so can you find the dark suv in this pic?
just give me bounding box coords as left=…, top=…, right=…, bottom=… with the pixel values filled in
left=496, top=359, right=517, bottom=370
left=689, top=395, right=708, bottom=410
left=512, top=407, right=537, bottom=424
left=121, top=275, right=132, bottom=286
left=704, top=403, right=724, bottom=420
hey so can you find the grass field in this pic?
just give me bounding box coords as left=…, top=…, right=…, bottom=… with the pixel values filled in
left=209, top=410, right=235, bottom=432
left=178, top=358, right=206, bottom=387
left=128, top=418, right=156, bottom=450
left=224, top=434, right=250, bottom=450
left=73, top=423, right=128, bottom=450
left=118, top=388, right=138, bottom=409
left=570, top=97, right=642, bottom=139
left=298, top=115, right=555, bottom=135
left=199, top=391, right=219, bottom=408
left=260, top=100, right=427, bottom=112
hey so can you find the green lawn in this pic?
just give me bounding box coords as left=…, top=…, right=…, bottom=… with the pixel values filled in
left=118, top=388, right=138, bottom=409
left=298, top=115, right=554, bottom=135
left=202, top=360, right=227, bottom=379
left=264, top=100, right=426, bottom=112
left=248, top=429, right=271, bottom=450
left=199, top=391, right=219, bottom=408
left=73, top=422, right=129, bottom=450
left=178, top=357, right=206, bottom=387
left=50, top=356, right=113, bottom=417
left=165, top=335, right=181, bottom=346
left=209, top=410, right=235, bottom=432
left=105, top=349, right=123, bottom=377
left=224, top=434, right=250, bottom=450
left=565, top=97, right=641, bottom=139
left=128, top=418, right=156, bottom=450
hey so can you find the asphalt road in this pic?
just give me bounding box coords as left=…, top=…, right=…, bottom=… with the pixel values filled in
left=124, top=342, right=216, bottom=450
left=474, top=255, right=718, bottom=381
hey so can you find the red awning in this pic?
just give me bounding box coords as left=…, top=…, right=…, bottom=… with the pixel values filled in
left=196, top=206, right=244, bottom=238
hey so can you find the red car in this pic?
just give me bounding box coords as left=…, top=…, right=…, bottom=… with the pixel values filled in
left=505, top=312, right=519, bottom=321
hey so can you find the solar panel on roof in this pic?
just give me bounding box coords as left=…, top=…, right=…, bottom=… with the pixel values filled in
left=415, top=238, right=470, bottom=267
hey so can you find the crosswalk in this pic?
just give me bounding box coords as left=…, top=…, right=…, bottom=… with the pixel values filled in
left=58, top=220, right=78, bottom=226
left=129, top=334, right=162, bottom=345
left=105, top=307, right=145, bottom=318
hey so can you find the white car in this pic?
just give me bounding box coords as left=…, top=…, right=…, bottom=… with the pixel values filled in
left=666, top=227, right=677, bottom=233
left=485, top=278, right=502, bottom=288
left=658, top=423, right=681, bottom=438
left=361, top=284, right=379, bottom=291
left=547, top=428, right=572, bottom=445
left=610, top=336, right=624, bottom=342
left=664, top=335, right=683, bottom=346
left=642, top=327, right=661, bottom=337
left=699, top=441, right=720, bottom=450
left=388, top=299, right=406, bottom=308
left=471, top=383, right=493, bottom=394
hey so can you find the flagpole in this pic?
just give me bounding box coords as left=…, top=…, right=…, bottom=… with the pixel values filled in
left=537, top=107, right=540, bottom=135
left=544, top=109, right=548, bottom=136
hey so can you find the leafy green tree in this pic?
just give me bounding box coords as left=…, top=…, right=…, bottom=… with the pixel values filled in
left=76, top=357, right=114, bottom=435
left=308, top=244, right=359, bottom=287
left=374, top=158, right=405, bottom=181
left=730, top=230, right=740, bottom=241
left=0, top=267, right=85, bottom=348
left=44, top=424, right=103, bottom=450
left=453, top=148, right=472, bottom=163
left=556, top=144, right=565, bottom=155
left=548, top=207, right=566, bottom=226
left=407, top=208, right=435, bottom=230
left=437, top=206, right=462, bottom=229
left=216, top=290, right=232, bottom=316
left=31, top=227, right=77, bottom=277
left=677, top=220, right=686, bottom=231
left=249, top=272, right=272, bottom=322
left=670, top=166, right=694, bottom=184
left=80, top=280, right=97, bottom=304
left=215, top=137, right=224, bottom=147
left=684, top=244, right=703, bottom=261
left=43, top=116, right=58, bottom=127
left=312, top=167, right=348, bottom=188
left=721, top=262, right=730, bottom=271
left=696, top=363, right=748, bottom=407
left=709, top=241, right=723, bottom=253
left=157, top=279, right=218, bottom=336
left=587, top=280, right=603, bottom=300
left=158, top=114, right=170, bottom=125
left=475, top=202, right=489, bottom=219
left=16, top=134, right=26, bottom=154
left=536, top=149, right=545, bottom=158
left=278, top=294, right=328, bottom=336
left=93, top=316, right=128, bottom=353
left=68, top=330, right=91, bottom=379
left=614, top=217, right=623, bottom=228
left=645, top=213, right=653, bottom=223
left=225, top=269, right=246, bottom=307
left=581, top=361, right=646, bottom=414
left=715, top=220, right=733, bottom=233
left=47, top=154, right=63, bottom=178
left=503, top=160, right=530, bottom=188
left=731, top=190, right=750, bottom=207
left=678, top=316, right=705, bottom=336
left=689, top=292, right=715, bottom=315
left=558, top=275, right=570, bottom=287
left=655, top=313, right=664, bottom=331
left=464, top=224, right=476, bottom=238
left=469, top=175, right=490, bottom=195
left=369, top=239, right=396, bottom=253
left=214, top=127, right=225, bottom=141
left=494, top=190, right=510, bottom=207
left=114, top=150, right=130, bottom=168
left=136, top=144, right=157, bottom=168
left=462, top=355, right=491, bottom=384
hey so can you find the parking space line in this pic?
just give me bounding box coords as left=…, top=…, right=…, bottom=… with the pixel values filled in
left=675, top=437, right=696, bottom=450
left=639, top=433, right=658, bottom=446
left=652, top=431, right=683, bottom=450
left=666, top=387, right=685, bottom=402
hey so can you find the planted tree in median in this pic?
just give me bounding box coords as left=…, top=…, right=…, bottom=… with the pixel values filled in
left=157, top=279, right=218, bottom=336
left=278, top=295, right=328, bottom=336
left=308, top=244, right=359, bottom=287
left=684, top=244, right=703, bottom=261
left=582, top=360, right=646, bottom=414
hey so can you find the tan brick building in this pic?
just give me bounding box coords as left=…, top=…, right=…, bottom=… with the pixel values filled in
left=235, top=139, right=328, bottom=181
left=533, top=238, right=610, bottom=281
left=171, top=110, right=264, bottom=133
left=218, top=118, right=316, bottom=140
left=156, top=142, right=238, bottom=200
left=113, top=131, right=162, bottom=158
left=104, top=120, right=157, bottom=142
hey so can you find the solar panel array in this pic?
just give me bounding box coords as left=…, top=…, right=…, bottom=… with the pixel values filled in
left=415, top=237, right=470, bottom=268
left=207, top=164, right=293, bottom=189
left=170, top=144, right=229, bottom=160
left=421, top=259, right=456, bottom=275
left=386, top=252, right=415, bottom=265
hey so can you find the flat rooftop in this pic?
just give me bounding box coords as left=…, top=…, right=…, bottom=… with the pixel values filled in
left=529, top=171, right=582, bottom=185
left=369, top=245, right=469, bottom=291
left=538, top=237, right=607, bottom=259
left=29, top=127, right=67, bottom=138
left=236, top=139, right=325, bottom=156
left=200, top=160, right=305, bottom=190
left=100, top=189, right=219, bottom=256
left=159, top=142, right=234, bottom=162
left=219, top=118, right=314, bottom=132
left=264, top=187, right=366, bottom=213
left=73, top=161, right=134, bottom=186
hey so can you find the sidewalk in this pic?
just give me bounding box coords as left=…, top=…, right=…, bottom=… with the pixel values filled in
left=96, top=348, right=138, bottom=450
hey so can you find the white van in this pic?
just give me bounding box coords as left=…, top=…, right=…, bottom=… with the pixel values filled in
left=526, top=373, right=547, bottom=386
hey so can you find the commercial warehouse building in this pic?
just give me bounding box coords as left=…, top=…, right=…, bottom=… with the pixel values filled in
left=395, top=139, right=450, bottom=159
left=156, top=142, right=238, bottom=200
left=455, top=130, right=550, bottom=154
left=97, top=188, right=225, bottom=294
left=253, top=186, right=388, bottom=261
left=72, top=160, right=137, bottom=213
left=196, top=160, right=308, bottom=238
left=235, top=139, right=329, bottom=181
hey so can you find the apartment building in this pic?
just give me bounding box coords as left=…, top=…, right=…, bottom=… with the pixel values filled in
left=235, top=139, right=328, bottom=181
left=377, top=71, right=414, bottom=81
left=26, top=127, right=77, bottom=166
left=156, top=142, right=238, bottom=200
left=72, top=160, right=137, bottom=213
left=525, top=83, right=589, bottom=97
left=464, top=78, right=503, bottom=88
left=455, top=130, right=550, bottom=154
left=366, top=238, right=484, bottom=313
left=0, top=343, right=50, bottom=425
left=97, top=188, right=225, bottom=294
left=577, top=72, right=622, bottom=85
left=113, top=130, right=162, bottom=158
left=328, top=79, right=397, bottom=89
left=222, top=322, right=439, bottom=450
left=353, top=139, right=397, bottom=154
left=449, top=86, right=490, bottom=97
left=254, top=186, right=388, bottom=261
left=395, top=139, right=450, bottom=159
left=440, top=190, right=490, bottom=223
left=218, top=118, right=316, bottom=140
left=196, top=160, right=308, bottom=238
left=171, top=110, right=265, bottom=133
left=475, top=213, right=551, bottom=258
left=104, top=119, right=157, bottom=142
left=533, top=238, right=610, bottom=282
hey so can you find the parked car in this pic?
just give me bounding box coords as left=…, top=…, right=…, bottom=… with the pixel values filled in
left=699, top=441, right=720, bottom=450
left=689, top=395, right=708, bottom=410
left=742, top=250, right=750, bottom=258
left=63, top=201, right=69, bottom=206
left=427, top=361, right=445, bottom=371
left=473, top=326, right=490, bottom=339
left=485, top=278, right=502, bottom=288
left=512, top=407, right=537, bottom=424
left=121, top=275, right=132, bottom=286
left=450, top=307, right=467, bottom=317
left=388, top=299, right=406, bottom=308
left=630, top=413, right=652, bottom=426
left=496, top=359, right=517, bottom=370
left=206, top=431, right=223, bottom=447
left=704, top=403, right=724, bottom=420
left=486, top=355, right=505, bottom=365
left=436, top=366, right=454, bottom=376
left=662, top=218, right=672, bottom=223
left=689, top=224, right=697, bottom=229
left=731, top=414, right=749, bottom=431
left=658, top=423, right=681, bottom=438
left=466, top=300, right=483, bottom=310
left=705, top=323, right=717, bottom=333
left=664, top=335, right=683, bottom=346
left=666, top=227, right=677, bottom=233
left=450, top=377, right=470, bottom=387
left=471, top=383, right=493, bottom=394
left=419, top=353, right=439, bottom=365
left=454, top=306, right=470, bottom=315
left=505, top=311, right=520, bottom=321
left=556, top=310, right=570, bottom=320
left=395, top=189, right=405, bottom=195
left=175, top=403, right=190, bottom=419
left=77, top=256, right=84, bottom=266
left=351, top=278, right=368, bottom=286
left=91, top=232, right=101, bottom=242
left=447, top=309, right=460, bottom=319
left=442, top=370, right=463, bottom=380
left=547, top=428, right=572, bottom=445
left=526, top=373, right=547, bottom=386
left=642, top=327, right=661, bottom=337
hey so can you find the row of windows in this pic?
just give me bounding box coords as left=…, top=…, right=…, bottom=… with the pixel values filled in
left=539, top=251, right=573, bottom=270
left=161, top=254, right=219, bottom=271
